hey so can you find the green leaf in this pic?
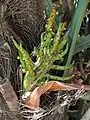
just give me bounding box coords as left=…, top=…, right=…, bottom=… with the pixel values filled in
left=74, top=34, right=90, bottom=55
left=23, top=71, right=34, bottom=91
left=64, top=0, right=89, bottom=76
left=44, top=0, right=53, bottom=17
left=67, top=0, right=89, bottom=64
left=81, top=91, right=90, bottom=100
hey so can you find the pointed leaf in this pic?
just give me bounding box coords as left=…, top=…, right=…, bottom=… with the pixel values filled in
left=74, top=35, right=90, bottom=55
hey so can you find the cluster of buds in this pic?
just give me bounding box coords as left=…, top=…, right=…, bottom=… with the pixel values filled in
left=45, top=8, right=56, bottom=32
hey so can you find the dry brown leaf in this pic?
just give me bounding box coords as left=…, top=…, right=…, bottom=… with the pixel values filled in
left=24, top=81, right=90, bottom=109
